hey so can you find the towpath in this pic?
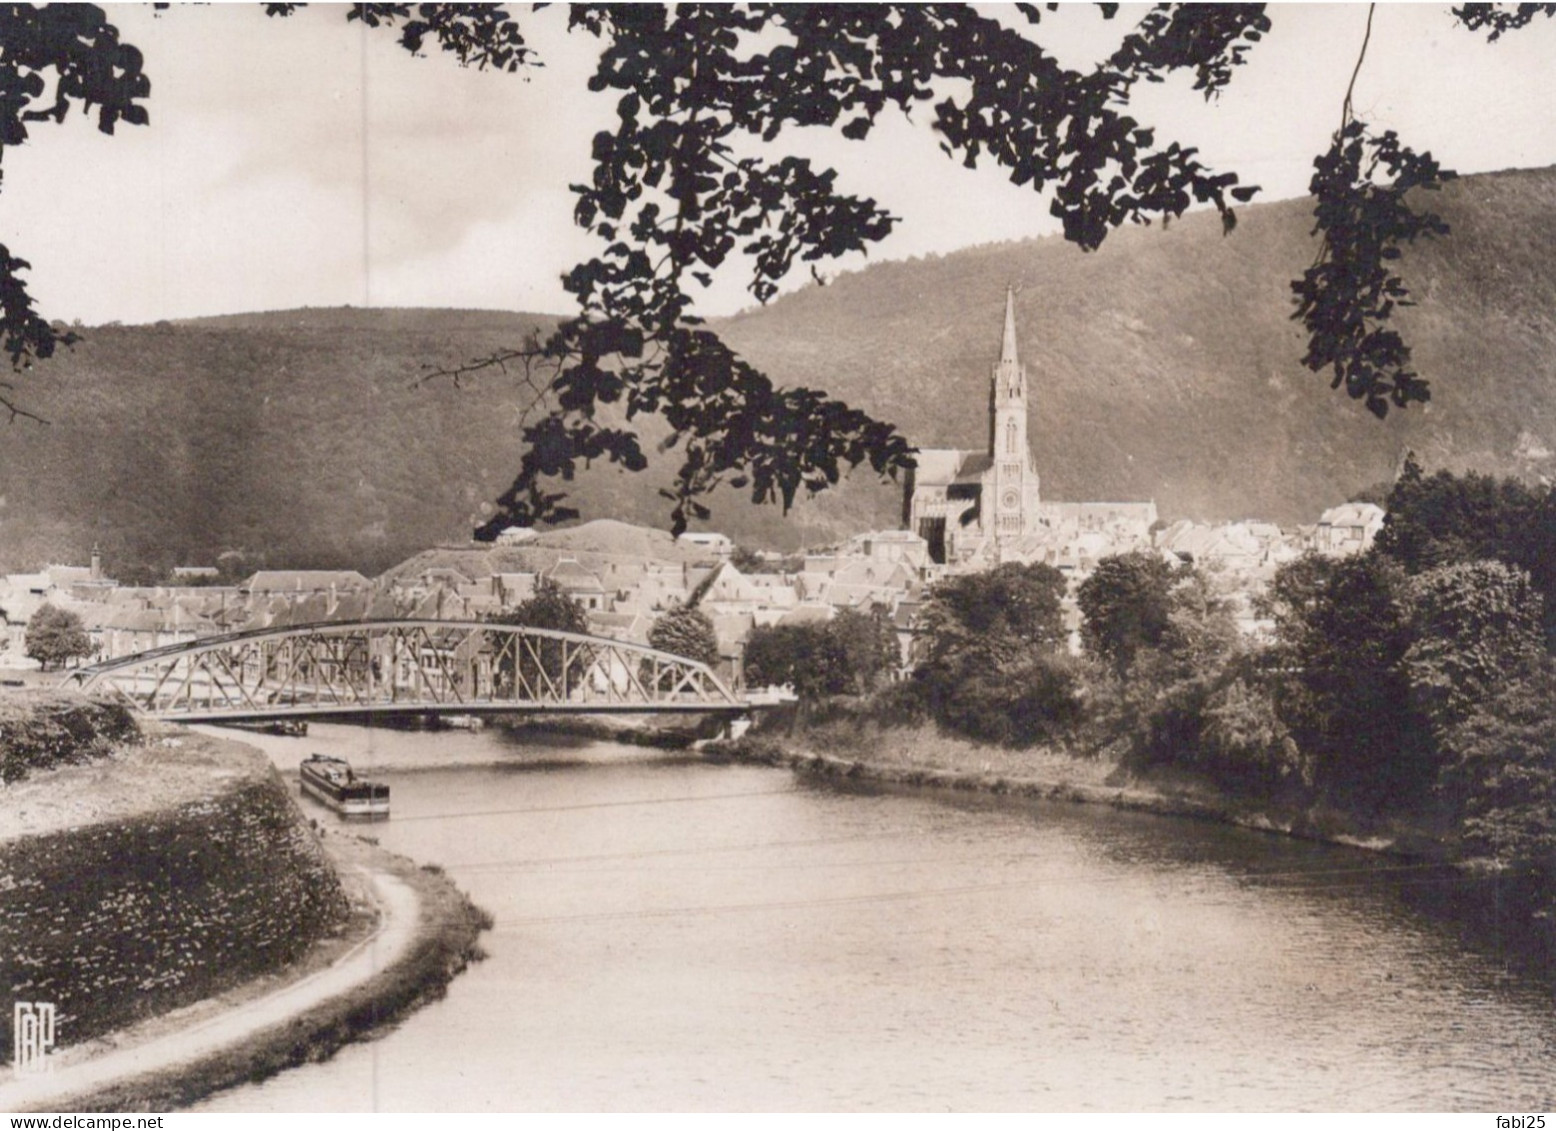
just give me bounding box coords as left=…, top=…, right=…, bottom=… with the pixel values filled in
left=0, top=867, right=418, bottom=1112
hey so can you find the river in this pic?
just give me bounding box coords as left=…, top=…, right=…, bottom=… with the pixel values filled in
left=196, top=722, right=1555, bottom=1112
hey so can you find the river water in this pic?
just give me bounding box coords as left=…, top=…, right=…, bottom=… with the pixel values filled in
left=196, top=723, right=1555, bottom=1112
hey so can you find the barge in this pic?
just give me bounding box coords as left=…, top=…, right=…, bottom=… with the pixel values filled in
left=298, top=753, right=390, bottom=820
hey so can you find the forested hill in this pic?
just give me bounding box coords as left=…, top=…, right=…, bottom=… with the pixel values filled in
left=0, top=308, right=562, bottom=575
left=4, top=165, right=1556, bottom=575
left=718, top=163, right=1556, bottom=530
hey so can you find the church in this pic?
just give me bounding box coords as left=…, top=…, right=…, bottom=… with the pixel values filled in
left=902, top=289, right=1158, bottom=568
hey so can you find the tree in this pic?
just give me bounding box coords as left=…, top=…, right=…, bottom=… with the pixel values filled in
left=486, top=576, right=589, bottom=691
left=743, top=621, right=847, bottom=700
left=1436, top=662, right=1556, bottom=896
left=729, top=545, right=767, bottom=574
left=1265, top=552, right=1431, bottom=808
left=25, top=603, right=94, bottom=670
left=1374, top=456, right=1556, bottom=644
left=1197, top=670, right=1308, bottom=792
left=647, top=603, right=719, bottom=669
left=1402, top=559, right=1545, bottom=735
left=923, top=562, right=1067, bottom=658
left=1093, top=558, right=1241, bottom=771
left=1, top=4, right=1521, bottom=529
left=827, top=606, right=900, bottom=696
left=1076, top=552, right=1178, bottom=676
left=1375, top=454, right=1544, bottom=574
left=915, top=561, right=1078, bottom=744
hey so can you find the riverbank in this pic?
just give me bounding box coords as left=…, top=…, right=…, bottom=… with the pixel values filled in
left=490, top=712, right=717, bottom=749
left=709, top=717, right=1462, bottom=865
left=0, top=708, right=490, bottom=1112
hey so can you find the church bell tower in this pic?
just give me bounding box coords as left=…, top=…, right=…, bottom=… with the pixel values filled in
left=989, top=286, right=1036, bottom=546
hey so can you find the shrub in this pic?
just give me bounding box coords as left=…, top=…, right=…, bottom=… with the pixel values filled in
left=0, top=694, right=141, bottom=783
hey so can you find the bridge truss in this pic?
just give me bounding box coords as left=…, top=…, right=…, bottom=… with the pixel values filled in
left=70, top=619, right=747, bottom=723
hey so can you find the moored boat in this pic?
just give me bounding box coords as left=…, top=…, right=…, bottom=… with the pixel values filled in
left=298, top=753, right=390, bottom=820
left=227, top=719, right=309, bottom=737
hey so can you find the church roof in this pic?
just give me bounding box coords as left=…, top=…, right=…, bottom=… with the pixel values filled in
left=953, top=453, right=992, bottom=484
left=911, top=448, right=994, bottom=488
left=912, top=448, right=968, bottom=486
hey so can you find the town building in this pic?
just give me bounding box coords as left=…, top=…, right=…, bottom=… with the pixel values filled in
left=1313, top=502, right=1386, bottom=557
left=903, top=288, right=1156, bottom=567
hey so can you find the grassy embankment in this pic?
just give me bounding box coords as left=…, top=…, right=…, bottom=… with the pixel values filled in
left=716, top=703, right=1457, bottom=862
left=0, top=690, right=490, bottom=1111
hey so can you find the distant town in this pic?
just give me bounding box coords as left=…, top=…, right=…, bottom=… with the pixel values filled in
left=0, top=292, right=1384, bottom=687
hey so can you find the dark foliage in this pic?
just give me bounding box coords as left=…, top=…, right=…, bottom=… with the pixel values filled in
left=1455, top=2, right=1556, bottom=40
left=0, top=4, right=147, bottom=399
left=486, top=576, right=590, bottom=690
left=1375, top=455, right=1556, bottom=644
left=1292, top=121, right=1455, bottom=418
left=743, top=620, right=848, bottom=699
left=915, top=561, right=1078, bottom=744
left=0, top=693, right=140, bottom=783
left=1436, top=661, right=1556, bottom=892
left=647, top=603, right=719, bottom=668
left=1402, top=559, right=1545, bottom=735
left=827, top=606, right=901, bottom=696
left=924, top=648, right=1086, bottom=747
left=1264, top=552, right=1434, bottom=809
left=744, top=604, right=898, bottom=698
left=1076, top=551, right=1178, bottom=676
left=1082, top=557, right=1246, bottom=776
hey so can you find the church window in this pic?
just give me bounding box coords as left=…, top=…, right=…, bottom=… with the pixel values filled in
left=1005, top=420, right=1017, bottom=454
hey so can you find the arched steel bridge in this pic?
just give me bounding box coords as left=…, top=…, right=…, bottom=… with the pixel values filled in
left=69, top=619, right=749, bottom=723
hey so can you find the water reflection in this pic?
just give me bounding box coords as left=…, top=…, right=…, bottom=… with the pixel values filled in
left=197, top=728, right=1556, bottom=1112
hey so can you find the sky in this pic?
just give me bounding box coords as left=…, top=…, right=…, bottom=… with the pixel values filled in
left=5, top=2, right=1556, bottom=325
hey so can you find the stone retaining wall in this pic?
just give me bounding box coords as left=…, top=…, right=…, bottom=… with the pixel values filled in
left=1, top=770, right=349, bottom=1055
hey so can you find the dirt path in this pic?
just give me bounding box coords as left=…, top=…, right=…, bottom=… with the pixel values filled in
left=0, top=867, right=419, bottom=1112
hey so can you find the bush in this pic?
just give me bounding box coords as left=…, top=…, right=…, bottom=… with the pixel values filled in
left=1436, top=664, right=1556, bottom=888
left=1402, top=559, right=1545, bottom=734
left=923, top=649, right=1085, bottom=747
left=1198, top=674, right=1309, bottom=791
left=0, top=694, right=141, bottom=783
left=648, top=604, right=720, bottom=668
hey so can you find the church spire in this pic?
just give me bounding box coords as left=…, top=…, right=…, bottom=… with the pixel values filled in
left=1000, top=285, right=1019, bottom=368
left=992, top=284, right=1025, bottom=404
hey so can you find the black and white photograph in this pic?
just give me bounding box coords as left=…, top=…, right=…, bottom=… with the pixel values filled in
left=1, top=1, right=1555, bottom=1114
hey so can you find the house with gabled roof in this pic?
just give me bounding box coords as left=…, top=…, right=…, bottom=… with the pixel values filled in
left=547, top=558, right=608, bottom=611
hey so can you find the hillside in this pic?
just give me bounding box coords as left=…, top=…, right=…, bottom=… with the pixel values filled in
left=4, top=166, right=1556, bottom=573
left=0, top=309, right=569, bottom=575
left=718, top=163, right=1556, bottom=530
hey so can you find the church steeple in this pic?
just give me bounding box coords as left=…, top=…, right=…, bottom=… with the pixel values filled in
left=991, top=285, right=1026, bottom=407
left=988, top=285, right=1036, bottom=551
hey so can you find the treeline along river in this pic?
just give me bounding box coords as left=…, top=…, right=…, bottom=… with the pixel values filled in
left=197, top=723, right=1556, bottom=1112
